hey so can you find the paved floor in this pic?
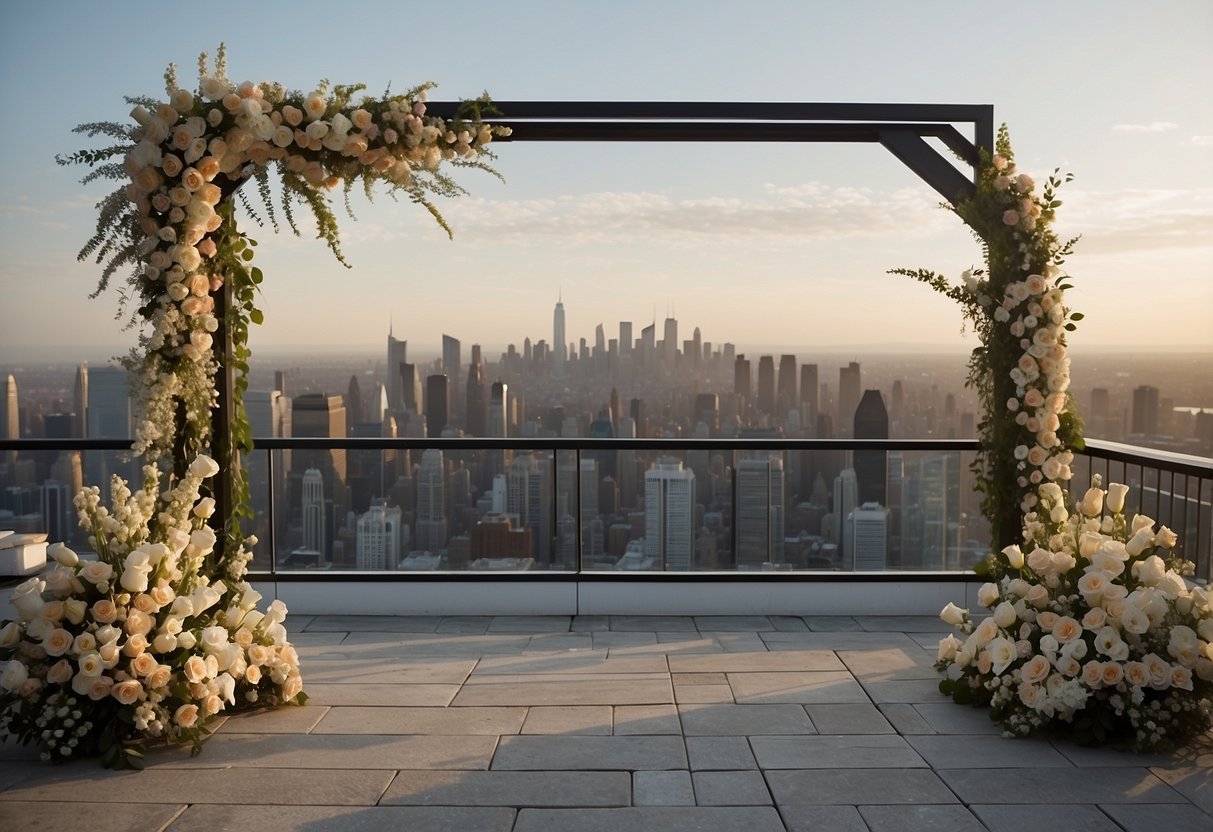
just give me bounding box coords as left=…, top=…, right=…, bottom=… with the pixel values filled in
left=2, top=615, right=1211, bottom=831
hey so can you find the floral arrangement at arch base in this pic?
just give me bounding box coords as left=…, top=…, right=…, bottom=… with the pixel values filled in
left=936, top=476, right=1213, bottom=749
left=0, top=47, right=508, bottom=768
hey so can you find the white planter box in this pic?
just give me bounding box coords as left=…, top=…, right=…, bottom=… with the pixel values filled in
left=0, top=542, right=47, bottom=576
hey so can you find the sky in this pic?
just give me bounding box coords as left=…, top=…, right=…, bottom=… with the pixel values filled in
left=1, top=0, right=1211, bottom=364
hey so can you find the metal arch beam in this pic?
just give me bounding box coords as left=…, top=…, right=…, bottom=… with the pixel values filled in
left=879, top=128, right=977, bottom=204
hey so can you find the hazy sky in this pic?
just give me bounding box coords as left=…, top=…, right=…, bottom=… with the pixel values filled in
left=2, top=0, right=1211, bottom=363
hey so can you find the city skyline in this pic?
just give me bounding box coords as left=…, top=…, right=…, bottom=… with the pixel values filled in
left=1, top=1, right=1211, bottom=362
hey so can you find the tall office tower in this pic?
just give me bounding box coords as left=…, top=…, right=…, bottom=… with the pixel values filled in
left=609, top=388, right=622, bottom=432
left=619, top=321, right=633, bottom=356
left=508, top=452, right=553, bottom=566
left=799, top=364, right=819, bottom=431
left=387, top=327, right=407, bottom=414
left=692, top=327, right=703, bottom=372
left=1090, top=388, right=1111, bottom=438
left=918, top=453, right=960, bottom=569
left=73, top=362, right=88, bottom=438
left=694, top=393, right=720, bottom=436
left=853, top=389, right=889, bottom=506
left=734, top=455, right=786, bottom=568
left=345, top=375, right=363, bottom=428
left=734, top=355, right=752, bottom=401
left=886, top=452, right=904, bottom=567
left=777, top=355, right=797, bottom=411
left=85, top=366, right=133, bottom=488
left=644, top=457, right=696, bottom=571
left=357, top=500, right=402, bottom=570
left=301, top=468, right=327, bottom=559
left=553, top=297, right=567, bottom=378
left=617, top=416, right=638, bottom=509
left=370, top=383, right=389, bottom=423
left=838, top=361, right=861, bottom=438
left=1131, top=385, right=1160, bottom=437
left=630, top=398, right=647, bottom=438
left=891, top=379, right=904, bottom=428
left=723, top=343, right=736, bottom=367
left=757, top=356, right=776, bottom=416
left=425, top=375, right=450, bottom=438
left=578, top=458, right=602, bottom=559
left=489, top=381, right=509, bottom=437
left=442, top=335, right=462, bottom=386
left=292, top=394, right=348, bottom=482
left=662, top=316, right=678, bottom=371
left=40, top=480, right=72, bottom=543
left=466, top=361, right=487, bottom=437
left=3, top=374, right=18, bottom=468
left=400, top=362, right=422, bottom=415
left=832, top=467, right=858, bottom=559
left=850, top=502, right=889, bottom=570
left=415, top=448, right=447, bottom=552
left=640, top=321, right=656, bottom=368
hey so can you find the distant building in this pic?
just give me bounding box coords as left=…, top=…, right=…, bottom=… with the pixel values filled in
left=644, top=457, right=696, bottom=570
left=853, top=389, right=889, bottom=506
left=1132, top=385, right=1160, bottom=436
left=356, top=500, right=402, bottom=569
left=850, top=502, right=889, bottom=570
left=734, top=455, right=785, bottom=568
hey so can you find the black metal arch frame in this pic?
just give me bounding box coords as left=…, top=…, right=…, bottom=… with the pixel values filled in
left=212, top=101, right=995, bottom=544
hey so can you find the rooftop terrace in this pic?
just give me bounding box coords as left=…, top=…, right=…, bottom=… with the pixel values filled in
left=2, top=615, right=1210, bottom=831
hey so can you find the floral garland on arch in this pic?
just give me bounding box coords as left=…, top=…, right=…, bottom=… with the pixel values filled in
left=892, top=125, right=1084, bottom=548
left=936, top=477, right=1213, bottom=749
left=0, top=46, right=509, bottom=768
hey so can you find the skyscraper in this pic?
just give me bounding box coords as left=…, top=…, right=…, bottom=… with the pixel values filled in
left=399, top=362, right=422, bottom=415
left=345, top=375, right=363, bottom=428
left=386, top=327, right=407, bottom=415
left=838, top=362, right=861, bottom=438
left=356, top=500, right=402, bottom=569
left=853, top=389, right=889, bottom=506
left=777, top=355, right=797, bottom=411
left=734, top=355, right=752, bottom=401
left=85, top=366, right=133, bottom=488
left=619, top=321, right=632, bottom=355
left=3, top=374, right=18, bottom=468
left=757, top=356, right=776, bottom=416
left=415, top=448, right=447, bottom=552
left=73, top=362, right=88, bottom=438
left=301, top=468, right=327, bottom=559
left=465, top=359, right=487, bottom=437
left=553, top=297, right=567, bottom=378
left=799, top=363, right=819, bottom=432
left=734, top=455, right=785, bottom=568
left=508, top=452, right=553, bottom=566
left=1132, top=385, right=1160, bottom=437
left=644, top=457, right=696, bottom=571
left=832, top=467, right=858, bottom=561
left=426, top=374, right=449, bottom=438
left=850, top=502, right=890, bottom=570
left=662, top=316, right=678, bottom=371
left=489, top=381, right=509, bottom=438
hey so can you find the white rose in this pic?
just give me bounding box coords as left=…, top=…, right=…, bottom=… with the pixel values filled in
left=189, top=455, right=221, bottom=478
left=986, top=637, right=1017, bottom=675
left=937, top=634, right=961, bottom=662
left=48, top=543, right=79, bottom=567
left=1155, top=527, right=1178, bottom=549
left=1, top=660, right=29, bottom=692
left=1001, top=545, right=1025, bottom=569
left=993, top=601, right=1018, bottom=629
left=1125, top=527, right=1155, bottom=557
left=1133, top=555, right=1166, bottom=587
left=9, top=578, right=45, bottom=621
left=1106, top=483, right=1130, bottom=514
left=0, top=621, right=20, bottom=648
left=977, top=582, right=1000, bottom=608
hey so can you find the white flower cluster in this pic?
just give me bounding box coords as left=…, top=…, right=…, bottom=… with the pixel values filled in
left=0, top=456, right=304, bottom=767
left=937, top=477, right=1213, bottom=749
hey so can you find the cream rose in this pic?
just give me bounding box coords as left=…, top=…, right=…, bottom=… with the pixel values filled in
left=183, top=655, right=209, bottom=683
left=42, top=628, right=74, bottom=657
left=9, top=578, right=45, bottom=621
left=112, top=679, right=144, bottom=705
left=175, top=703, right=200, bottom=728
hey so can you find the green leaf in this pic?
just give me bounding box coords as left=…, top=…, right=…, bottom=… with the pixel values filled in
left=1069, top=312, right=1084, bottom=321
left=250, top=309, right=264, bottom=325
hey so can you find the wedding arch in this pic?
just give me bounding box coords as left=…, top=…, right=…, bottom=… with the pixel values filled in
left=15, top=47, right=1208, bottom=767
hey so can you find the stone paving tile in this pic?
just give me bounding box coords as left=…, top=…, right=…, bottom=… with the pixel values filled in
left=614, top=705, right=681, bottom=735
left=1101, top=803, right=1213, bottom=832
left=674, top=684, right=735, bottom=704
left=453, top=676, right=673, bottom=707
left=679, top=704, right=816, bottom=736
left=0, top=740, right=40, bottom=761
left=940, top=766, right=1185, bottom=804
left=286, top=614, right=315, bottom=630
left=693, top=616, right=774, bottom=631
left=513, top=806, right=787, bottom=831
left=970, top=804, right=1129, bottom=832
left=436, top=616, right=492, bottom=634
left=706, top=633, right=771, bottom=652
left=492, top=736, right=688, bottom=771
left=522, top=706, right=613, bottom=735
left=728, top=671, right=871, bottom=705
left=304, top=615, right=442, bottom=632
left=669, top=650, right=843, bottom=673
left=634, top=770, right=695, bottom=806
left=1150, top=766, right=1213, bottom=813
left=672, top=672, right=728, bottom=685
left=337, top=633, right=532, bottom=657
left=611, top=616, right=698, bottom=632
left=0, top=801, right=186, bottom=832
left=693, top=770, right=772, bottom=805
left=471, top=654, right=665, bottom=675
left=878, top=703, right=936, bottom=735
left=751, top=735, right=927, bottom=769
left=804, top=703, right=895, bottom=734
left=859, top=804, right=987, bottom=831
left=0, top=767, right=394, bottom=805
left=908, top=735, right=1074, bottom=768
left=911, top=702, right=1004, bottom=735
left=609, top=637, right=721, bottom=655
left=855, top=615, right=953, bottom=633
left=166, top=804, right=516, bottom=832
left=0, top=763, right=36, bottom=791
left=216, top=704, right=330, bottom=734
left=762, top=631, right=922, bottom=651
left=686, top=737, right=759, bottom=770
left=524, top=634, right=595, bottom=653
left=287, top=632, right=350, bottom=649
left=571, top=615, right=611, bottom=632
left=768, top=616, right=810, bottom=631
left=803, top=616, right=863, bottom=631
left=859, top=678, right=951, bottom=704
left=766, top=768, right=957, bottom=805
left=381, top=770, right=630, bottom=807
left=837, top=647, right=939, bottom=680
left=592, top=631, right=657, bottom=648
left=301, top=656, right=476, bottom=684
left=908, top=632, right=948, bottom=650
left=150, top=734, right=498, bottom=771
left=301, top=683, right=458, bottom=707
left=778, top=804, right=869, bottom=832
left=312, top=706, right=527, bottom=735
left=488, top=616, right=572, bottom=633
left=1053, top=741, right=1192, bottom=768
